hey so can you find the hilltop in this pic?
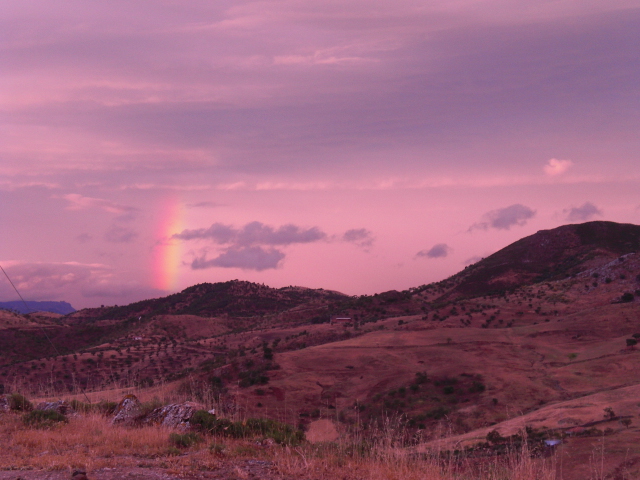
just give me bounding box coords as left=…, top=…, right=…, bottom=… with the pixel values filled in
left=70, top=280, right=348, bottom=322
left=440, top=220, right=640, bottom=298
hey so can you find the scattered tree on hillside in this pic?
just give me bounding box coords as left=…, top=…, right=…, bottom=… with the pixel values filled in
left=626, top=338, right=637, bottom=348
left=604, top=407, right=616, bottom=421
left=621, top=292, right=635, bottom=303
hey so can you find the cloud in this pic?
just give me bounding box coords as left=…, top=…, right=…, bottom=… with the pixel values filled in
left=174, top=221, right=326, bottom=246
left=564, top=202, right=603, bottom=222
left=416, top=243, right=451, bottom=259
left=61, top=194, right=137, bottom=215
left=186, top=201, right=224, bottom=208
left=544, top=158, right=573, bottom=176
left=343, top=228, right=374, bottom=249
left=192, top=246, right=285, bottom=271
left=0, top=261, right=165, bottom=307
left=463, top=255, right=483, bottom=265
left=104, top=226, right=138, bottom=243
left=175, top=221, right=325, bottom=271
left=76, top=233, right=93, bottom=243
left=470, top=204, right=536, bottom=231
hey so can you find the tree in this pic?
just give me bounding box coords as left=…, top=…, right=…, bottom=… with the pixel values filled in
left=620, top=418, right=632, bottom=429
left=604, top=407, right=616, bottom=420
left=621, top=292, right=635, bottom=303
left=626, top=338, right=637, bottom=348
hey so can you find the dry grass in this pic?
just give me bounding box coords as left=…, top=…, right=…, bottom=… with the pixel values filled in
left=0, top=409, right=558, bottom=479
left=272, top=423, right=558, bottom=480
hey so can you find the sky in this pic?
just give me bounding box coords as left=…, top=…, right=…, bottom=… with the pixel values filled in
left=1, top=0, right=640, bottom=309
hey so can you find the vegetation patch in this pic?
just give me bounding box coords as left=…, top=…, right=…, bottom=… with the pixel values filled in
left=190, top=410, right=304, bottom=445
left=22, top=409, right=68, bottom=429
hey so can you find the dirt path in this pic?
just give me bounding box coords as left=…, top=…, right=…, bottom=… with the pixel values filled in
left=0, top=461, right=293, bottom=480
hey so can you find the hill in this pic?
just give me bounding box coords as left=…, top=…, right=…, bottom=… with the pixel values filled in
left=70, top=280, right=348, bottom=322
left=444, top=221, right=640, bottom=298
left=0, top=300, right=75, bottom=315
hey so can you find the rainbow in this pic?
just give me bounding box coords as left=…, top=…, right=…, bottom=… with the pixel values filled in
left=152, top=196, right=184, bottom=291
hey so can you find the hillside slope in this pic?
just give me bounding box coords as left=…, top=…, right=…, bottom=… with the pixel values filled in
left=441, top=221, right=640, bottom=298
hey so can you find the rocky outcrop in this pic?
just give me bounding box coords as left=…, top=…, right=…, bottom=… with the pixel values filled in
left=143, top=401, right=201, bottom=428
left=111, top=394, right=143, bottom=426
left=35, top=400, right=73, bottom=415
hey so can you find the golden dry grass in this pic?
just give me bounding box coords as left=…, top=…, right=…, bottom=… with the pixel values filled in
left=0, top=411, right=558, bottom=480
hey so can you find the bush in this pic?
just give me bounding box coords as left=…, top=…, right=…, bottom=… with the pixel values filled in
left=468, top=381, right=486, bottom=393
left=8, top=393, right=33, bottom=412
left=190, top=410, right=304, bottom=445
left=621, top=292, right=635, bottom=303
left=22, top=409, right=68, bottom=429
left=95, top=400, right=118, bottom=415
left=486, top=429, right=505, bottom=444
left=169, top=432, right=202, bottom=448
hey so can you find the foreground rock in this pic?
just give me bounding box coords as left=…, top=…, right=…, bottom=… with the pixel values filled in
left=0, top=395, right=9, bottom=413
left=110, top=394, right=203, bottom=428
left=35, top=400, right=74, bottom=415
left=111, top=394, right=143, bottom=426
left=142, top=401, right=202, bottom=428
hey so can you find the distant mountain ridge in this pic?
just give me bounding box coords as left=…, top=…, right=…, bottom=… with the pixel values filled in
left=0, top=300, right=76, bottom=315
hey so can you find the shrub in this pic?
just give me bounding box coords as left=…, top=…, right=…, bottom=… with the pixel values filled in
left=95, top=400, right=118, bottom=415
left=426, top=406, right=449, bottom=420
left=22, top=409, right=68, bottom=429
left=169, top=432, right=202, bottom=448
left=190, top=410, right=304, bottom=445
left=486, top=429, right=505, bottom=444
left=69, top=400, right=93, bottom=414
left=140, top=397, right=163, bottom=417
left=468, top=381, right=486, bottom=393
left=8, top=393, right=33, bottom=412
left=626, top=338, right=637, bottom=347
left=621, top=292, right=635, bottom=303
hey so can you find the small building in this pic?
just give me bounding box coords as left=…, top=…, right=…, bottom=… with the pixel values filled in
left=330, top=315, right=352, bottom=325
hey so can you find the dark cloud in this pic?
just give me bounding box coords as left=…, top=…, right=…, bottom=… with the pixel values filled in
left=416, top=243, right=451, bottom=259
left=76, top=233, right=93, bottom=243
left=343, top=228, right=374, bottom=249
left=186, top=201, right=224, bottom=209
left=104, top=226, right=138, bottom=243
left=564, top=202, right=603, bottom=222
left=174, top=221, right=326, bottom=246
left=176, top=221, right=325, bottom=271
left=192, top=247, right=285, bottom=271
left=61, top=194, right=137, bottom=215
left=469, top=204, right=536, bottom=231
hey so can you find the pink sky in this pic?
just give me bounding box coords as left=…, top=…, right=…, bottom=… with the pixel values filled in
left=1, top=1, right=640, bottom=308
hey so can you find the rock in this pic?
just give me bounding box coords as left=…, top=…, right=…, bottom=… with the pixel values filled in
left=71, top=470, right=88, bottom=480
left=35, top=400, right=73, bottom=415
left=111, top=394, right=143, bottom=426
left=143, top=401, right=201, bottom=428
left=0, top=395, right=9, bottom=413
